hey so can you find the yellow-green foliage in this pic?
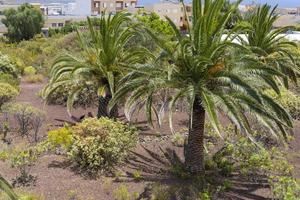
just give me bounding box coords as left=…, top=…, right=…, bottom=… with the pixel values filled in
left=0, top=53, right=19, bottom=77
left=23, top=66, right=36, bottom=76
left=0, top=73, right=19, bottom=89
left=265, top=88, right=300, bottom=119
left=47, top=127, right=73, bottom=150
left=0, top=151, right=9, bottom=161
left=69, top=118, right=138, bottom=172
left=0, top=83, right=19, bottom=106
left=150, top=184, right=173, bottom=200
left=132, top=170, right=142, bottom=181
left=171, top=133, right=185, bottom=147
left=113, top=185, right=131, bottom=200
left=24, top=74, right=43, bottom=83
left=270, top=176, right=300, bottom=200
left=0, top=33, right=80, bottom=75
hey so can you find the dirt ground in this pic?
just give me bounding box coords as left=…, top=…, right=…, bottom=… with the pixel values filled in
left=0, top=80, right=299, bottom=200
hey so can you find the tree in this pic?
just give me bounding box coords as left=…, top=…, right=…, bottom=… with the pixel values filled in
left=110, top=0, right=293, bottom=174
left=43, top=12, right=150, bottom=118
left=241, top=4, right=300, bottom=87
left=2, top=3, right=44, bottom=42
left=135, top=11, right=174, bottom=36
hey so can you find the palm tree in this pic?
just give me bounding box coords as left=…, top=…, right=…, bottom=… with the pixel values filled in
left=110, top=0, right=293, bottom=174
left=43, top=12, right=149, bottom=118
left=0, top=175, right=18, bottom=200
left=242, top=4, right=300, bottom=87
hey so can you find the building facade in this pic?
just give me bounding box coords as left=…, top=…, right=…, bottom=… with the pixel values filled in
left=91, top=0, right=137, bottom=15
left=145, top=2, right=192, bottom=30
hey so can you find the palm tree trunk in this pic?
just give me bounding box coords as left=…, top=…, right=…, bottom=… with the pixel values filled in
left=97, top=95, right=119, bottom=119
left=184, top=97, right=206, bottom=174
left=97, top=96, right=109, bottom=118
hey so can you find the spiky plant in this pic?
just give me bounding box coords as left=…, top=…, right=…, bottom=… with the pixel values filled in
left=43, top=12, right=150, bottom=118
left=0, top=175, right=18, bottom=200
left=110, top=0, right=293, bottom=174
left=241, top=4, right=300, bottom=87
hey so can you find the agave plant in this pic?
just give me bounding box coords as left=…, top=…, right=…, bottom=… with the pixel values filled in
left=241, top=4, right=300, bottom=87
left=43, top=12, right=150, bottom=118
left=110, top=0, right=293, bottom=174
left=0, top=175, right=18, bottom=200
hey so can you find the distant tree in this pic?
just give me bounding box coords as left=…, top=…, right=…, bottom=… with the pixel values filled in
left=1, top=3, right=44, bottom=43
left=135, top=11, right=174, bottom=36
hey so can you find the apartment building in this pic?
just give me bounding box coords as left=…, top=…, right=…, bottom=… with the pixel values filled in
left=91, top=0, right=137, bottom=15
left=144, top=2, right=192, bottom=30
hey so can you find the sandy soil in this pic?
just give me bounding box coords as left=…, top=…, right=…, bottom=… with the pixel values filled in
left=0, top=80, right=299, bottom=200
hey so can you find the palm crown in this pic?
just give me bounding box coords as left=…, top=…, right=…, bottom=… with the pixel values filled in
left=242, top=4, right=300, bottom=86
left=43, top=12, right=148, bottom=118
left=111, top=0, right=293, bottom=173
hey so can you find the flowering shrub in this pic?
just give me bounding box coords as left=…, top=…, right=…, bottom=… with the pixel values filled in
left=68, top=118, right=138, bottom=173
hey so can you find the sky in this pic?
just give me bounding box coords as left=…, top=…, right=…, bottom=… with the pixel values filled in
left=139, top=0, right=299, bottom=7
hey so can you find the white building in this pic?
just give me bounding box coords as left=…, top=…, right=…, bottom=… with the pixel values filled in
left=72, top=0, right=91, bottom=16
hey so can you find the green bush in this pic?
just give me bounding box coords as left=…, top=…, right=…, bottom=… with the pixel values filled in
left=270, top=176, right=300, bottom=200
left=0, top=53, right=19, bottom=77
left=68, top=118, right=138, bottom=173
left=0, top=83, right=19, bottom=107
left=10, top=148, right=38, bottom=185
left=0, top=73, right=20, bottom=89
left=48, top=127, right=73, bottom=150
left=23, top=66, right=36, bottom=76
left=113, top=185, right=131, bottom=200
left=265, top=88, right=300, bottom=120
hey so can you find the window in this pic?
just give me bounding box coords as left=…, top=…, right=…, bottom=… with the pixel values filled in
left=110, top=3, right=114, bottom=7
left=52, top=23, right=57, bottom=27
left=58, top=23, right=64, bottom=27
left=103, top=3, right=107, bottom=8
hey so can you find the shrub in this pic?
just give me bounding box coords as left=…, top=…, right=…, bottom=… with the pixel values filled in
left=2, top=103, right=45, bottom=139
left=23, top=66, right=36, bottom=76
left=265, top=88, right=300, bottom=120
left=47, top=127, right=73, bottom=150
left=43, top=83, right=98, bottom=108
left=171, top=133, right=186, bottom=147
left=0, top=53, right=19, bottom=77
left=270, top=176, right=300, bottom=200
left=0, top=73, right=20, bottom=89
left=68, top=118, right=138, bottom=173
left=31, top=110, right=46, bottom=143
left=0, top=83, right=19, bottom=107
left=24, top=74, right=43, bottom=83
left=132, top=170, right=142, bottom=181
left=10, top=148, right=37, bottom=186
left=113, top=185, right=130, bottom=200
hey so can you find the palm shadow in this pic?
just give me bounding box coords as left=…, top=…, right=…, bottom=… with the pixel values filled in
left=124, top=145, right=271, bottom=200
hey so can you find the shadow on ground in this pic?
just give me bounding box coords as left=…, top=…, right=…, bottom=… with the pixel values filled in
left=124, top=145, right=271, bottom=200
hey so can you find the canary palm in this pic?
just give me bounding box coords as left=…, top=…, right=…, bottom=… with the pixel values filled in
left=43, top=12, right=148, bottom=118
left=242, top=4, right=300, bottom=87
left=0, top=175, right=18, bottom=200
left=110, top=0, right=293, bottom=174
